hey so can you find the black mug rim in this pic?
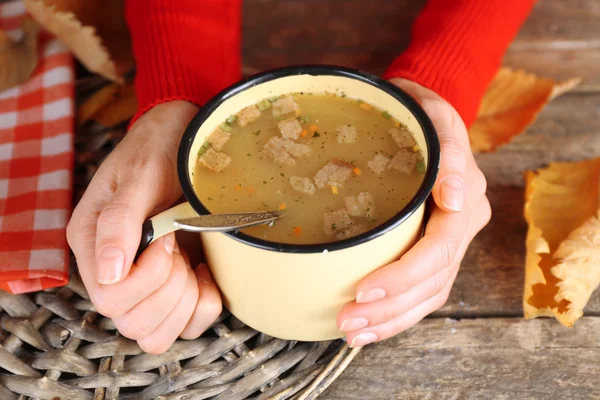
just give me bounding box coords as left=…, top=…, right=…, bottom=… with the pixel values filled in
left=177, top=65, right=440, bottom=254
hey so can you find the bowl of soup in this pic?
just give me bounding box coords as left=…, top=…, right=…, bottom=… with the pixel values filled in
left=140, top=66, right=440, bottom=341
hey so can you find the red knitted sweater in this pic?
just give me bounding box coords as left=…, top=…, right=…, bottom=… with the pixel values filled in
left=125, top=0, right=537, bottom=127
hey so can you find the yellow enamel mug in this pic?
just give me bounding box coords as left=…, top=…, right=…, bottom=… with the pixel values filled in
left=136, top=66, right=440, bottom=341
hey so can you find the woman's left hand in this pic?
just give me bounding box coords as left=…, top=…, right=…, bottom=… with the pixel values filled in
left=337, top=78, right=491, bottom=347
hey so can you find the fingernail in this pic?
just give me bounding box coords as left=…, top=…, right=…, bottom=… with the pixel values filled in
left=97, top=247, right=124, bottom=284
left=172, top=239, right=180, bottom=254
left=440, top=176, right=464, bottom=212
left=340, top=317, right=369, bottom=332
left=356, top=288, right=386, bottom=304
left=350, top=332, right=378, bottom=348
left=163, top=234, right=174, bottom=255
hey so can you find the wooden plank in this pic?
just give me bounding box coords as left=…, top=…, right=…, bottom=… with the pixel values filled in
left=475, top=93, right=600, bottom=187
left=242, top=0, right=600, bottom=90
left=321, top=317, right=600, bottom=399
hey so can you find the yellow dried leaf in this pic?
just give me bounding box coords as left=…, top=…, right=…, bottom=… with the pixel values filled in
left=524, top=158, right=600, bottom=327
left=469, top=68, right=580, bottom=153
left=24, top=0, right=132, bottom=82
left=0, top=18, right=38, bottom=92
left=92, top=83, right=138, bottom=127
left=77, top=83, right=120, bottom=126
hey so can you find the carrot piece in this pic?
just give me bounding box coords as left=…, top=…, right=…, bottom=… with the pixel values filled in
left=309, top=125, right=318, bottom=132
left=412, top=144, right=420, bottom=152
left=360, top=103, right=372, bottom=111
left=234, top=184, right=243, bottom=191
left=278, top=203, right=287, bottom=210
left=293, top=226, right=303, bottom=236
left=330, top=185, right=338, bottom=195
left=394, top=121, right=401, bottom=128
left=301, top=129, right=308, bottom=137
left=353, top=167, right=362, bottom=176
left=247, top=186, right=256, bottom=194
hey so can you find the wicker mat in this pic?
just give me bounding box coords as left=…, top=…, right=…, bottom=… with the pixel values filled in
left=0, top=77, right=361, bottom=400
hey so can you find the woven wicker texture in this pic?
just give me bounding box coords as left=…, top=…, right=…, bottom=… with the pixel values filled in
left=0, top=76, right=360, bottom=399
left=0, top=273, right=360, bottom=399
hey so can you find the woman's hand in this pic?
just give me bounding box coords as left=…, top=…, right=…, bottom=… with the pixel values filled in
left=337, top=78, right=491, bottom=347
left=67, top=101, right=222, bottom=354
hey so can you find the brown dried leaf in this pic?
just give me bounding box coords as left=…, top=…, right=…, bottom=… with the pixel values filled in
left=92, top=83, right=137, bottom=127
left=24, top=0, right=132, bottom=82
left=0, top=18, right=38, bottom=92
left=77, top=83, right=120, bottom=126
left=469, top=68, right=580, bottom=153
left=524, top=158, right=600, bottom=326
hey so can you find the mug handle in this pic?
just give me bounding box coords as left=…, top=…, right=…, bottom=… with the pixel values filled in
left=136, top=202, right=198, bottom=259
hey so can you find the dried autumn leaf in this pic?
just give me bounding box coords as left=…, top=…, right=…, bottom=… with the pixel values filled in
left=0, top=18, right=38, bottom=92
left=469, top=68, right=580, bottom=153
left=92, top=83, right=137, bottom=127
left=524, top=158, right=600, bottom=327
left=24, top=0, right=132, bottom=82
left=77, top=83, right=120, bottom=126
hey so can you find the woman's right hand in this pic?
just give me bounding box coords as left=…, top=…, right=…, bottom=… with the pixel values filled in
left=67, top=101, right=222, bottom=354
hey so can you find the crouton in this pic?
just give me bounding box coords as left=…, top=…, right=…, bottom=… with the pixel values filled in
left=367, top=154, right=390, bottom=175
left=199, top=147, right=231, bottom=172
left=323, top=209, right=353, bottom=235
left=289, top=176, right=316, bottom=195
left=336, top=124, right=358, bottom=144
left=283, top=140, right=311, bottom=158
left=272, top=95, right=300, bottom=117
left=237, top=105, right=261, bottom=127
left=313, top=159, right=354, bottom=189
left=278, top=118, right=303, bottom=140
left=389, top=127, right=416, bottom=148
left=207, top=127, right=231, bottom=151
left=264, top=137, right=296, bottom=166
left=336, top=224, right=368, bottom=240
left=388, top=148, right=419, bottom=173
left=345, top=192, right=376, bottom=218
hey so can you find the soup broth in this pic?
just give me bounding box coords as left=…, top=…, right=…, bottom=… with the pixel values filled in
left=192, top=93, right=425, bottom=245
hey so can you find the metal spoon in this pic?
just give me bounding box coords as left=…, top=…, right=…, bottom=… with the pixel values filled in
left=173, top=210, right=281, bottom=232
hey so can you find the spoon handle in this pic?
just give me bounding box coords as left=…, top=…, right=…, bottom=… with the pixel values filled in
left=173, top=211, right=281, bottom=232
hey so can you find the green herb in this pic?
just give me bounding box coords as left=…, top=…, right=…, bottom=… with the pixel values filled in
left=300, top=115, right=311, bottom=123
left=416, top=161, right=426, bottom=173
left=263, top=180, right=267, bottom=184
left=257, top=99, right=271, bottom=111
left=280, top=173, right=285, bottom=177
left=247, top=153, right=252, bottom=157
left=331, top=224, right=337, bottom=231
left=312, top=132, right=321, bottom=138
left=226, top=115, right=237, bottom=124
left=340, top=92, right=347, bottom=98
left=370, top=218, right=377, bottom=223
left=356, top=99, right=363, bottom=104
left=198, top=142, right=210, bottom=156
left=382, top=111, right=392, bottom=120
left=252, top=130, right=261, bottom=136
left=261, top=201, right=269, bottom=208
left=268, top=96, right=279, bottom=103
left=207, top=197, right=213, bottom=201
left=220, top=123, right=232, bottom=132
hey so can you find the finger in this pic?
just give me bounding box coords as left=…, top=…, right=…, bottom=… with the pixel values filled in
left=347, top=271, right=455, bottom=347
left=338, top=264, right=457, bottom=331
left=430, top=117, right=469, bottom=213
left=112, top=242, right=188, bottom=340
left=355, top=204, right=470, bottom=303
left=180, top=264, right=222, bottom=340
left=137, top=260, right=199, bottom=354
left=86, top=234, right=175, bottom=318
left=94, top=159, right=176, bottom=284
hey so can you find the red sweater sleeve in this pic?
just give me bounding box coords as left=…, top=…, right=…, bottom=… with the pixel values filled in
left=125, top=0, right=242, bottom=123
left=384, top=0, right=537, bottom=127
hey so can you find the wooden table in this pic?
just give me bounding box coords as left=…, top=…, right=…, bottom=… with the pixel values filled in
left=243, top=1, right=600, bottom=398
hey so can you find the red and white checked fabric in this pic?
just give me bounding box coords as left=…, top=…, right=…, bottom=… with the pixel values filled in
left=0, top=1, right=74, bottom=294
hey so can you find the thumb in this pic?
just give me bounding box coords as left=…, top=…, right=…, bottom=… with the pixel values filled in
left=94, top=173, right=178, bottom=284
left=431, top=127, right=467, bottom=213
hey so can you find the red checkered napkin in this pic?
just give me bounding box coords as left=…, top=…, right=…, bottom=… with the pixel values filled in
left=0, top=1, right=74, bottom=294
